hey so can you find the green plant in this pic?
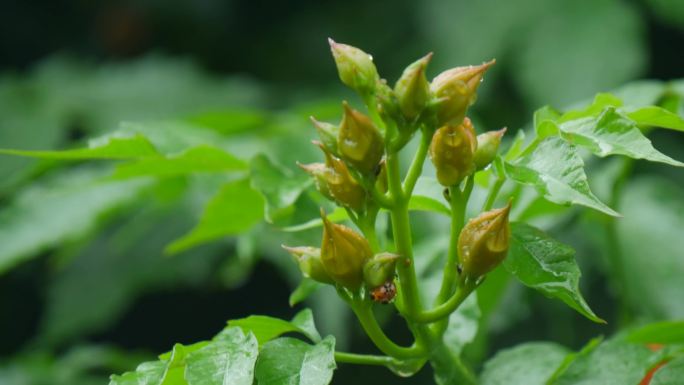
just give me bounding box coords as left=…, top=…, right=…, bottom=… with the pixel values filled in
left=3, top=41, right=684, bottom=384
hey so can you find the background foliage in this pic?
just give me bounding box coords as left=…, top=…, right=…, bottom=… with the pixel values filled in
left=1, top=0, right=684, bottom=383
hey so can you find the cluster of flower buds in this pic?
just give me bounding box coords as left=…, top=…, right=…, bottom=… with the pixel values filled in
left=288, top=40, right=513, bottom=303
left=458, top=202, right=512, bottom=279
left=283, top=211, right=399, bottom=302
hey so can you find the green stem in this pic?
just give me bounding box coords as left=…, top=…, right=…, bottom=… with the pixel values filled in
left=417, top=280, right=476, bottom=323
left=434, top=185, right=466, bottom=310
left=386, top=154, right=423, bottom=319
left=334, top=351, right=396, bottom=366
left=359, top=207, right=380, bottom=252
left=371, top=184, right=394, bottom=208
left=351, top=300, right=424, bottom=359
left=402, top=130, right=431, bottom=196
left=483, top=177, right=505, bottom=211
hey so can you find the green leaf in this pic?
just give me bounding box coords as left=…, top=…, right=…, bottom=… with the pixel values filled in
left=505, top=222, right=604, bottom=323
left=411, top=176, right=450, bottom=215
left=229, top=308, right=321, bottom=344
left=617, top=177, right=684, bottom=319
left=40, top=203, right=222, bottom=346
left=110, top=361, right=167, bottom=385
left=504, top=137, right=619, bottom=216
left=558, top=107, right=683, bottom=167
left=0, top=167, right=151, bottom=274
left=553, top=339, right=658, bottom=385
left=443, top=293, right=480, bottom=355
left=254, top=336, right=336, bottom=385
left=185, top=328, right=259, bottom=385
left=186, top=108, right=268, bottom=135
left=560, top=93, right=623, bottom=122
left=651, top=356, right=684, bottom=385
left=547, top=336, right=603, bottom=383
left=628, top=321, right=684, bottom=344
left=289, top=279, right=322, bottom=307
left=504, top=130, right=526, bottom=161
left=160, top=344, right=189, bottom=385
left=110, top=343, right=195, bottom=385
left=113, top=145, right=247, bottom=178
left=408, top=195, right=450, bottom=216
left=0, top=133, right=159, bottom=160
left=534, top=105, right=561, bottom=138
left=166, top=178, right=264, bottom=254
left=279, top=207, right=349, bottom=232
left=250, top=154, right=310, bottom=224
left=627, top=106, right=684, bottom=132
left=480, top=342, right=570, bottom=385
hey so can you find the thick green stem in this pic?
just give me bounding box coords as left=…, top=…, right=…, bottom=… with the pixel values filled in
left=351, top=300, right=424, bottom=359
left=402, top=131, right=431, bottom=196
left=434, top=186, right=466, bottom=308
left=386, top=153, right=423, bottom=318
left=416, top=280, right=476, bottom=323
left=334, top=351, right=396, bottom=366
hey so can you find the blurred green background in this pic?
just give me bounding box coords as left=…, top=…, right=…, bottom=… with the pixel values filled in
left=1, top=0, right=684, bottom=384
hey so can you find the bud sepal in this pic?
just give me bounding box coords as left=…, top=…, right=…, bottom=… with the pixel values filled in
left=458, top=202, right=512, bottom=278
left=320, top=209, right=373, bottom=289
left=474, top=128, right=506, bottom=170
left=363, top=252, right=399, bottom=288
left=394, top=53, right=432, bottom=120
left=429, top=117, right=478, bottom=186
left=338, top=102, right=384, bottom=176
left=282, top=245, right=335, bottom=285
left=329, top=39, right=379, bottom=95
left=430, top=60, right=495, bottom=126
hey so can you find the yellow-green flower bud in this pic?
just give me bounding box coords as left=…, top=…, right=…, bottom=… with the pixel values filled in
left=297, top=162, right=335, bottom=201
left=430, top=60, right=495, bottom=125
left=328, top=38, right=379, bottom=94
left=363, top=252, right=399, bottom=288
left=458, top=202, right=511, bottom=278
left=282, top=245, right=334, bottom=285
left=320, top=209, right=373, bottom=289
left=312, top=142, right=366, bottom=211
left=429, top=117, right=478, bottom=186
left=311, top=117, right=340, bottom=155
left=473, top=127, right=506, bottom=170
left=338, top=102, right=384, bottom=175
left=394, top=53, right=432, bottom=120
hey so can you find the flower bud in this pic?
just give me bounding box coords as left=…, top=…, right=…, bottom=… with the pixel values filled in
left=458, top=202, right=511, bottom=278
left=297, top=162, right=335, bottom=201
left=363, top=252, right=399, bottom=288
left=473, top=128, right=506, bottom=170
left=282, top=245, right=334, bottom=285
left=310, top=142, right=366, bottom=211
left=429, top=117, right=478, bottom=186
left=329, top=38, right=379, bottom=94
left=320, top=209, right=373, bottom=289
left=430, top=60, right=495, bottom=125
left=394, top=53, right=432, bottom=120
left=338, top=102, right=384, bottom=175
left=311, top=117, right=340, bottom=154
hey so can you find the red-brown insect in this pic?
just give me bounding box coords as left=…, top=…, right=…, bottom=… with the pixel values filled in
left=370, top=280, right=397, bottom=304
